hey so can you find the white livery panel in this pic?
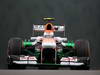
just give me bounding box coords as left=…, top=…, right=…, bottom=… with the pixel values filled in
left=33, top=24, right=65, bottom=32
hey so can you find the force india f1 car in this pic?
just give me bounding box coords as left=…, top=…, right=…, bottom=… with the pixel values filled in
left=7, top=18, right=90, bottom=69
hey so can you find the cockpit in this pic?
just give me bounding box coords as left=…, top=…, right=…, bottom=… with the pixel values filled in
left=46, top=24, right=52, bottom=30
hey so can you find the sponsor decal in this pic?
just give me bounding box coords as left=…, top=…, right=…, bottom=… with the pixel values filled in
left=60, top=57, right=77, bottom=62
left=20, top=56, right=37, bottom=61
left=13, top=61, right=37, bottom=64
left=60, top=62, right=84, bottom=65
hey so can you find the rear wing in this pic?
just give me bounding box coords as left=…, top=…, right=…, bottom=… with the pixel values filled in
left=33, top=24, right=66, bottom=36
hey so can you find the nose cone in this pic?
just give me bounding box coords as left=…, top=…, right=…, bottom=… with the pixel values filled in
left=42, top=38, right=56, bottom=48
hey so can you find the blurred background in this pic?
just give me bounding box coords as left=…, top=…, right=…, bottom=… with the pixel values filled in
left=0, top=0, right=100, bottom=69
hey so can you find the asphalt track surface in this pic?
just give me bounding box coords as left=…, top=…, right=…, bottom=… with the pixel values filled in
left=0, top=0, right=100, bottom=70
left=0, top=70, right=100, bottom=75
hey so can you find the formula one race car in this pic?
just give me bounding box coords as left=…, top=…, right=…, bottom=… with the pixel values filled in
left=7, top=18, right=90, bottom=69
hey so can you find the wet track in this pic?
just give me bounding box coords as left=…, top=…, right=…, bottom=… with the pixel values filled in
left=0, top=0, right=100, bottom=70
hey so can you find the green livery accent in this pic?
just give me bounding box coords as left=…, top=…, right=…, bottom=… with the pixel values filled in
left=57, top=51, right=64, bottom=59
left=23, top=42, right=33, bottom=46
left=24, top=50, right=34, bottom=55
left=65, top=43, right=75, bottom=47
left=65, top=40, right=75, bottom=47
left=34, top=50, right=40, bottom=58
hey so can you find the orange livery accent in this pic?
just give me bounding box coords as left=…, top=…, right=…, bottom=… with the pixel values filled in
left=45, top=23, right=55, bottom=32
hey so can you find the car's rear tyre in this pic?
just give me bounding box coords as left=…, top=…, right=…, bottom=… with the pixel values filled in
left=70, top=39, right=90, bottom=70
left=7, top=37, right=26, bottom=69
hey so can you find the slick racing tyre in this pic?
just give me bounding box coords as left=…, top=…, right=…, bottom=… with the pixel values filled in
left=75, top=39, right=90, bottom=57
left=70, top=39, right=90, bottom=70
left=7, top=38, right=26, bottom=69
left=7, top=37, right=23, bottom=55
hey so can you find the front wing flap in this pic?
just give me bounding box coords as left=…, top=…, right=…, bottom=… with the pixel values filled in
left=8, top=55, right=89, bottom=67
